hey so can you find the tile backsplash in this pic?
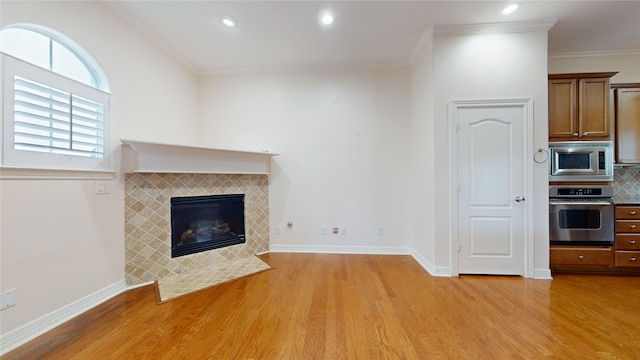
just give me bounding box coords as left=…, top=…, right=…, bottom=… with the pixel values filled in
left=613, top=167, right=640, bottom=198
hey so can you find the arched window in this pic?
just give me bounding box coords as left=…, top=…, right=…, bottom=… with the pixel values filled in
left=1, top=24, right=111, bottom=172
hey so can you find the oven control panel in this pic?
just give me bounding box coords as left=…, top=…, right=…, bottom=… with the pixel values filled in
left=549, top=185, right=613, bottom=198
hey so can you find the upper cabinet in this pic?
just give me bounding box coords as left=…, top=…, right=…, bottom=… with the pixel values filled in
left=548, top=72, right=618, bottom=141
left=612, top=84, right=640, bottom=164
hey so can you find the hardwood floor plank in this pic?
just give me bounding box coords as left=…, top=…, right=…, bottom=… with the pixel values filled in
left=3, top=253, right=640, bottom=359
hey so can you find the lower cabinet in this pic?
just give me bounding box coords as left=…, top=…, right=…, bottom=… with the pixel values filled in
left=615, top=251, right=640, bottom=267
left=550, top=246, right=613, bottom=268
left=550, top=205, right=640, bottom=273
left=615, top=205, right=640, bottom=268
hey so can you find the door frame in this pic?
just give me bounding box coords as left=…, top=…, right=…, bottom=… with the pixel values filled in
left=449, top=98, right=535, bottom=277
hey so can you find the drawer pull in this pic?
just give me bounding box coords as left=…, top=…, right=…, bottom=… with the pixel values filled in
left=631, top=240, right=637, bottom=245
left=631, top=257, right=637, bottom=262
left=631, top=211, right=637, bottom=215
left=578, top=255, right=584, bottom=260
left=631, top=225, right=638, bottom=229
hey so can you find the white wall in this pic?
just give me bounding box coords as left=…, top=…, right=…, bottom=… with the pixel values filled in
left=549, top=51, right=640, bottom=83
left=198, top=69, right=413, bottom=252
left=409, top=35, right=437, bottom=270
left=1, top=0, right=199, bottom=339
left=426, top=30, right=551, bottom=275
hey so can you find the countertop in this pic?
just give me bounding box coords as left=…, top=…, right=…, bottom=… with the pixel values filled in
left=614, top=197, right=640, bottom=205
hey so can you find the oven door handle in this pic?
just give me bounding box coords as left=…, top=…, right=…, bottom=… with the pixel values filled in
left=549, top=200, right=614, bottom=206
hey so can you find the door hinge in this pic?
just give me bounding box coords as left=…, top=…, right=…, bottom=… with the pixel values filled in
left=457, top=242, right=461, bottom=252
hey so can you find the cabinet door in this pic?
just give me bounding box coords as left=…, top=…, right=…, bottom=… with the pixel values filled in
left=615, top=87, right=640, bottom=164
left=579, top=78, right=610, bottom=138
left=549, top=79, right=577, bottom=139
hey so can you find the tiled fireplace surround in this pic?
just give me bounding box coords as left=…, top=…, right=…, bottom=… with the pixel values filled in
left=124, top=173, right=270, bottom=286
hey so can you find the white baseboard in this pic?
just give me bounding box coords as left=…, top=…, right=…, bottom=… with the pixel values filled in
left=269, top=244, right=453, bottom=277
left=269, top=244, right=412, bottom=255
left=0, top=280, right=127, bottom=355
left=410, top=249, right=452, bottom=277
left=533, top=268, right=553, bottom=280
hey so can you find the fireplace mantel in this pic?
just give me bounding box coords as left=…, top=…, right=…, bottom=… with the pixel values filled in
left=121, top=139, right=278, bottom=174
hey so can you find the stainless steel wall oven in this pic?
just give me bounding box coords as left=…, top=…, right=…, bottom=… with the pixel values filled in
left=549, top=185, right=614, bottom=245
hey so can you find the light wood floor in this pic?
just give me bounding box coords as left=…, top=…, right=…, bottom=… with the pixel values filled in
left=3, top=253, right=640, bottom=359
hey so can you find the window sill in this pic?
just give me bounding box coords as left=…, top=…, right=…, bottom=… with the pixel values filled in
left=0, top=166, right=117, bottom=180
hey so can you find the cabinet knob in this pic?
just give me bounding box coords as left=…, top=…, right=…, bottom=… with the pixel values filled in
left=583, top=132, right=588, bottom=136
left=631, top=224, right=637, bottom=229
left=572, top=132, right=579, bottom=137
left=631, top=211, right=637, bottom=215
left=631, top=240, right=637, bottom=244
left=578, top=255, right=584, bottom=260
left=631, top=257, right=637, bottom=262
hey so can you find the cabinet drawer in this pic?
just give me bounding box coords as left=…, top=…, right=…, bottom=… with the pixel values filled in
left=615, top=220, right=640, bottom=233
left=615, top=206, right=640, bottom=220
left=615, top=251, right=640, bottom=267
left=550, top=246, right=613, bottom=266
left=616, top=234, right=640, bottom=250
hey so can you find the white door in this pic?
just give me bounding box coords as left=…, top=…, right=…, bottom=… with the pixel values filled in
left=454, top=100, right=529, bottom=275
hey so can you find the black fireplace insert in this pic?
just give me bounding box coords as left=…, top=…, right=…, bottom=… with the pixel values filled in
left=170, top=194, right=246, bottom=258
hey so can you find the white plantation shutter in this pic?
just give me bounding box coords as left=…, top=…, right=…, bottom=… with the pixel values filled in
left=14, top=77, right=104, bottom=157
left=2, top=54, right=111, bottom=171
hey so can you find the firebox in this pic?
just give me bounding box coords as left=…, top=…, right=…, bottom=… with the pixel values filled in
left=170, top=194, right=246, bottom=258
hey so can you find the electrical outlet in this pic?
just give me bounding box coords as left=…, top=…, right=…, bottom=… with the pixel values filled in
left=276, top=226, right=282, bottom=234
left=341, top=226, right=348, bottom=235
left=95, top=181, right=110, bottom=194
left=1, top=289, right=16, bottom=310
left=377, top=226, right=384, bottom=235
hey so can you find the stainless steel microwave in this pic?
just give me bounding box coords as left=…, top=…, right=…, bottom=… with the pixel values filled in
left=548, top=141, right=613, bottom=182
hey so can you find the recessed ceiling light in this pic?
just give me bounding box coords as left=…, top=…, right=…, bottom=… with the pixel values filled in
left=502, top=3, right=519, bottom=15
left=321, top=14, right=334, bottom=25
left=222, top=16, right=236, bottom=27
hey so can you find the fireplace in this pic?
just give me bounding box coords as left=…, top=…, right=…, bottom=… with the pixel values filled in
left=123, top=140, right=275, bottom=285
left=171, top=194, right=246, bottom=258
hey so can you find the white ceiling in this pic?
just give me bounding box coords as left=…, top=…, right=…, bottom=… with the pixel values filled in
left=104, top=1, right=640, bottom=74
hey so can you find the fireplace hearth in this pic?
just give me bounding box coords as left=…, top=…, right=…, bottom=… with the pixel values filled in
left=171, top=194, right=246, bottom=258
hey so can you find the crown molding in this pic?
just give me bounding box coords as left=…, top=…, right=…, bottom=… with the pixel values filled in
left=548, top=49, right=640, bottom=60
left=433, top=19, right=558, bottom=37
left=408, top=27, right=434, bottom=66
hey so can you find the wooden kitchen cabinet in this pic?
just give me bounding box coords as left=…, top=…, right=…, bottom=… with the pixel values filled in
left=614, top=205, right=640, bottom=268
left=548, top=72, right=617, bottom=141
left=550, top=246, right=613, bottom=267
left=612, top=84, right=640, bottom=164
left=550, top=205, right=640, bottom=273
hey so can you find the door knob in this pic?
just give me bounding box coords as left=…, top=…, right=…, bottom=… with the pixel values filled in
left=515, top=196, right=525, bottom=202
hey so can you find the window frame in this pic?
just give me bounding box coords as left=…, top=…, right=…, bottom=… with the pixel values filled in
left=0, top=24, right=112, bottom=176
left=2, top=53, right=112, bottom=173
